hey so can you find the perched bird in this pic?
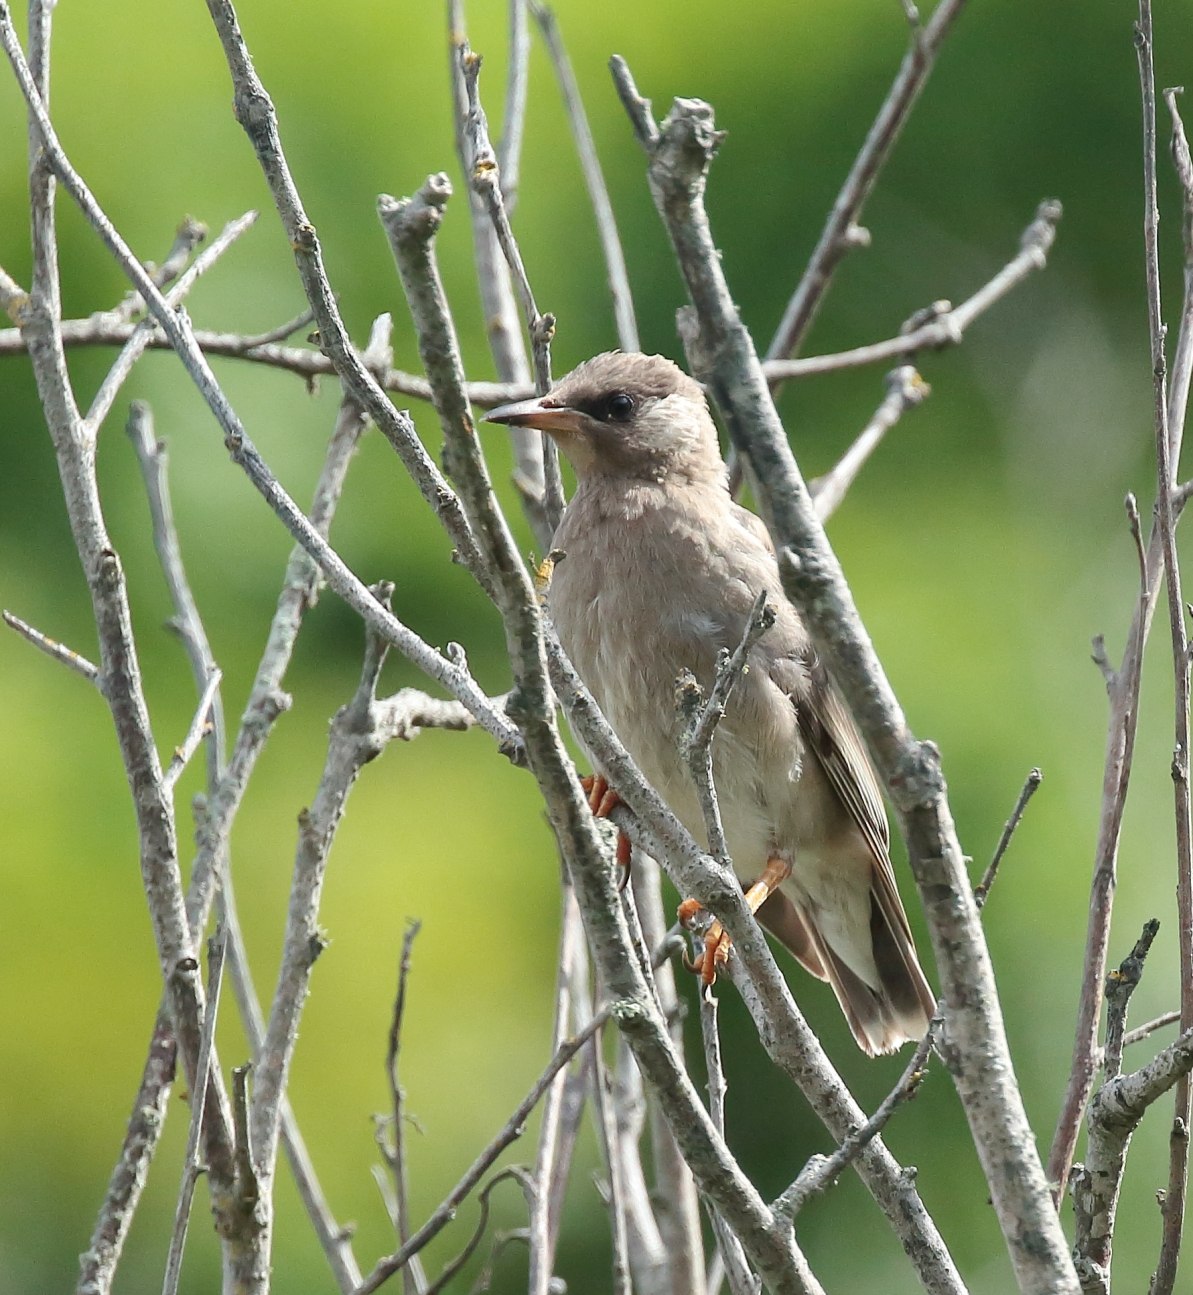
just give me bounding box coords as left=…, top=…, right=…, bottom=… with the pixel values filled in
left=486, top=352, right=934, bottom=1055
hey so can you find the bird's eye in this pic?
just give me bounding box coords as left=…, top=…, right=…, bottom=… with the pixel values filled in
left=606, top=392, right=636, bottom=420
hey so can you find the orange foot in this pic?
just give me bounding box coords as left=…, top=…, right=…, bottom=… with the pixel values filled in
left=679, top=855, right=793, bottom=986
left=580, top=774, right=633, bottom=888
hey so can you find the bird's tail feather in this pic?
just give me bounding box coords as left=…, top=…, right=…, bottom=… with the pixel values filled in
left=758, top=888, right=934, bottom=1056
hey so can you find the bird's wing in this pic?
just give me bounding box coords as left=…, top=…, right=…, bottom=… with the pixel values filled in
left=794, top=654, right=916, bottom=948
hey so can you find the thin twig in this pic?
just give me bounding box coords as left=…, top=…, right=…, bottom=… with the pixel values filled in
left=446, top=0, right=547, bottom=548
left=85, top=211, right=258, bottom=433
left=1072, top=1021, right=1193, bottom=1295
left=162, top=928, right=227, bottom=1295
left=974, top=767, right=1043, bottom=910
left=773, top=1019, right=938, bottom=1219
left=1123, top=1010, right=1183, bottom=1053
left=422, top=1170, right=536, bottom=1295
left=765, top=0, right=968, bottom=366
left=677, top=591, right=775, bottom=862
left=1104, top=919, right=1161, bottom=1084
left=2, top=608, right=100, bottom=685
left=161, top=668, right=222, bottom=796
left=384, top=921, right=427, bottom=1295
left=1049, top=56, right=1193, bottom=1207
left=236, top=305, right=314, bottom=349
left=354, top=1007, right=615, bottom=1295
left=699, top=993, right=759, bottom=1295
left=810, top=366, right=930, bottom=522
left=529, top=1, right=639, bottom=351
left=458, top=45, right=565, bottom=530
left=1136, top=9, right=1193, bottom=1291
left=527, top=890, right=585, bottom=1295
left=497, top=0, right=529, bottom=211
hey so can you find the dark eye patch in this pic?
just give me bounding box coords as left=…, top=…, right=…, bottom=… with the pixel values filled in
left=567, top=386, right=644, bottom=424
left=604, top=392, right=636, bottom=421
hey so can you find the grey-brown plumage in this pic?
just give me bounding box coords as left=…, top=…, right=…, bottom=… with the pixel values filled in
left=486, top=352, right=934, bottom=1055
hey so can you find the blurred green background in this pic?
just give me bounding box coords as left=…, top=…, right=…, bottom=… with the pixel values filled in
left=3, top=0, right=1193, bottom=1291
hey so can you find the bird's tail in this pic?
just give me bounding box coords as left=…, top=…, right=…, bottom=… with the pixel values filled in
left=758, top=889, right=935, bottom=1056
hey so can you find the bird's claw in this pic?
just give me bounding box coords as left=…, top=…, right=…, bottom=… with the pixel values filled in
left=579, top=773, right=621, bottom=818
left=678, top=898, right=730, bottom=986
left=580, top=773, right=633, bottom=886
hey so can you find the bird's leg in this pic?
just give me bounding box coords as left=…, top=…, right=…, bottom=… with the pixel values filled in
left=680, top=855, right=792, bottom=986
left=579, top=773, right=633, bottom=887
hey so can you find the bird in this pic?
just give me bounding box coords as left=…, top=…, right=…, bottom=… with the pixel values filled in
left=485, top=351, right=934, bottom=1055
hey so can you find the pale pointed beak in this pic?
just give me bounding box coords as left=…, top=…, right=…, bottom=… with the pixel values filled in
left=484, top=395, right=588, bottom=436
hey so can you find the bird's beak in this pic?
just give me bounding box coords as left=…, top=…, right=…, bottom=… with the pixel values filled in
left=484, top=395, right=588, bottom=437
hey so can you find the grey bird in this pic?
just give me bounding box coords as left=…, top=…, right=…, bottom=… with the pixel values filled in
left=486, top=351, right=934, bottom=1055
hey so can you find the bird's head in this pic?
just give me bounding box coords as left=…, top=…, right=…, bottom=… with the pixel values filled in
left=484, top=351, right=723, bottom=485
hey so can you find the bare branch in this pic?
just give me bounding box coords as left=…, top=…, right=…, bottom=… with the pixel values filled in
left=251, top=582, right=419, bottom=1184
left=1050, top=31, right=1193, bottom=1205
left=497, top=0, right=529, bottom=210
left=1123, top=1010, right=1183, bottom=1053
left=76, top=1019, right=176, bottom=1295
left=2, top=608, right=100, bottom=686
left=196, top=0, right=498, bottom=580
left=232, top=1063, right=260, bottom=1215
left=235, top=304, right=314, bottom=349
left=528, top=891, right=586, bottom=1295
left=765, top=0, right=968, bottom=366
left=810, top=365, right=929, bottom=522
left=446, top=0, right=548, bottom=547
left=589, top=1017, right=633, bottom=1295
left=85, top=211, right=258, bottom=433
left=677, top=590, right=775, bottom=861
left=529, top=1, right=639, bottom=352
left=355, top=1006, right=615, bottom=1295
left=114, top=215, right=209, bottom=321
left=1073, top=1014, right=1193, bottom=1295
left=773, top=1020, right=937, bottom=1220
left=161, top=668, right=222, bottom=796
left=1105, top=920, right=1161, bottom=1085
left=3, top=7, right=242, bottom=1246
left=1126, top=492, right=1149, bottom=595
left=974, top=767, right=1043, bottom=910
left=457, top=46, right=565, bottom=528
left=385, top=168, right=823, bottom=1292
left=1135, top=10, right=1193, bottom=1291
left=162, top=928, right=227, bottom=1295
left=423, top=1170, right=536, bottom=1295
left=767, top=205, right=1055, bottom=383
left=622, top=863, right=701, bottom=1295
left=382, top=921, right=428, bottom=1295
left=699, top=992, right=759, bottom=1295
left=0, top=10, right=523, bottom=759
